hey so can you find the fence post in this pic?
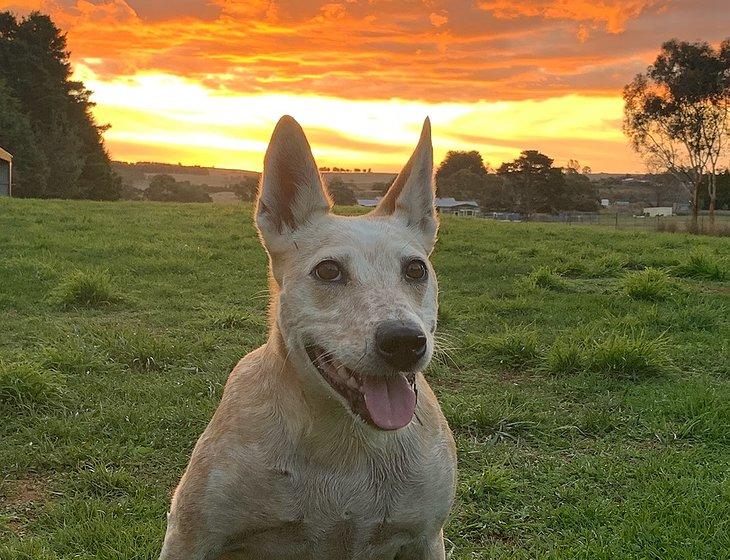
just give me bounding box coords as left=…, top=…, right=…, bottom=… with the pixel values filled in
left=615, top=213, right=618, bottom=230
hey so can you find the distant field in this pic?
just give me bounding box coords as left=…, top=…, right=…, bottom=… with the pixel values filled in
left=1, top=199, right=728, bottom=559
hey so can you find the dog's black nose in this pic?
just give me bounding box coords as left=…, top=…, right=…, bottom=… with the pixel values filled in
left=375, top=321, right=427, bottom=370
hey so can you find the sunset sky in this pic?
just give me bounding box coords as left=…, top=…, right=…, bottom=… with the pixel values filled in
left=4, top=0, right=728, bottom=172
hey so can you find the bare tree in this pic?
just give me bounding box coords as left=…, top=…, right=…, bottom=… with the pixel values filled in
left=623, top=39, right=729, bottom=231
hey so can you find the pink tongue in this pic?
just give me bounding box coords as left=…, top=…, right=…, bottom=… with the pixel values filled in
left=362, top=374, right=417, bottom=430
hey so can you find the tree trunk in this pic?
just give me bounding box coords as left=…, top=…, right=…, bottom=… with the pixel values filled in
left=708, top=174, right=716, bottom=231
left=691, top=179, right=700, bottom=233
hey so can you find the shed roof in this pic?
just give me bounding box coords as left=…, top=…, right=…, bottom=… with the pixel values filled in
left=0, top=147, right=12, bottom=162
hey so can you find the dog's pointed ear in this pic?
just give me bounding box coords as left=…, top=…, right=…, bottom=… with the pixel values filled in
left=256, top=115, right=331, bottom=253
left=372, top=118, right=437, bottom=251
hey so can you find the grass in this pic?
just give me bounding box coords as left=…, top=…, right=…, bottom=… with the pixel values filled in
left=673, top=249, right=727, bottom=281
left=623, top=267, right=677, bottom=301
left=0, top=198, right=729, bottom=559
left=49, top=269, right=124, bottom=309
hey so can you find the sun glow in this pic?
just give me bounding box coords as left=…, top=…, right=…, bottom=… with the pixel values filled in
left=76, top=64, right=640, bottom=172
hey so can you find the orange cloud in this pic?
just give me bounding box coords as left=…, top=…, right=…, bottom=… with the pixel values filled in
left=477, top=0, right=661, bottom=33
left=3, top=1, right=726, bottom=172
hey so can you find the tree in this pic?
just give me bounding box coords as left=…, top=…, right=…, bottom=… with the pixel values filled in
left=327, top=178, right=357, bottom=205
left=229, top=177, right=259, bottom=202
left=623, top=39, right=730, bottom=230
left=497, top=150, right=566, bottom=218
left=435, top=151, right=488, bottom=186
left=0, top=11, right=120, bottom=199
left=0, top=79, right=49, bottom=196
left=146, top=174, right=212, bottom=203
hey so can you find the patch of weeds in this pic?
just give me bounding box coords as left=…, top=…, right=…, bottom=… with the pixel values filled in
left=42, top=337, right=108, bottom=375
left=49, top=270, right=124, bottom=309
left=99, top=328, right=179, bottom=372
left=623, top=268, right=677, bottom=302
left=541, top=339, right=584, bottom=375
left=443, top=396, right=538, bottom=443
left=673, top=251, right=727, bottom=281
left=459, top=467, right=519, bottom=505
left=585, top=334, right=670, bottom=379
left=69, top=463, right=139, bottom=500
left=0, top=360, right=64, bottom=410
left=592, top=253, right=628, bottom=277
left=526, top=266, right=570, bottom=291
left=472, top=328, right=541, bottom=371
left=210, top=311, right=267, bottom=330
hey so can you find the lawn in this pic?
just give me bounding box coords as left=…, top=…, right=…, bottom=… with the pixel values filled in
left=1, top=199, right=728, bottom=560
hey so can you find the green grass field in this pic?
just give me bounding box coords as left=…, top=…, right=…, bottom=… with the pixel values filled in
left=1, top=199, right=729, bottom=560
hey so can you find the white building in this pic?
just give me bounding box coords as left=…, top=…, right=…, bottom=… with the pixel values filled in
left=643, top=206, right=673, bottom=217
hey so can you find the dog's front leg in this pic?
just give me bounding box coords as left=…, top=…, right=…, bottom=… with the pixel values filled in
left=396, top=529, right=446, bottom=560
left=159, top=509, right=227, bottom=560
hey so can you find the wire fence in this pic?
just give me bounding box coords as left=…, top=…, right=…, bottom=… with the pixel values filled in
left=480, top=211, right=730, bottom=235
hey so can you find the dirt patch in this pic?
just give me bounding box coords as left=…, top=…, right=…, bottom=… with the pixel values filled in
left=0, top=475, right=48, bottom=536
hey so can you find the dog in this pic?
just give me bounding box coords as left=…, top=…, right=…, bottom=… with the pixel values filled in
left=159, top=116, right=457, bottom=560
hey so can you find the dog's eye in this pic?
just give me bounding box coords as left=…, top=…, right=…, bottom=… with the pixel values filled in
left=314, top=260, right=343, bottom=282
left=404, top=259, right=427, bottom=281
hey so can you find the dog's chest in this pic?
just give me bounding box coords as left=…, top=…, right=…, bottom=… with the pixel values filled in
left=232, top=454, right=450, bottom=559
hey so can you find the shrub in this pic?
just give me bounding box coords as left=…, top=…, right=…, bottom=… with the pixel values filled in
left=673, top=251, right=727, bottom=281
left=585, top=334, right=670, bottom=379
left=50, top=270, right=123, bottom=308
left=0, top=360, right=63, bottom=410
left=526, top=267, right=569, bottom=291
left=623, top=268, right=676, bottom=301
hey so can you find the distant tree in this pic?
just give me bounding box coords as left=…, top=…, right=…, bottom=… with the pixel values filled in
left=372, top=178, right=395, bottom=197
left=436, top=151, right=488, bottom=186
left=146, top=174, right=211, bottom=203
left=0, top=11, right=120, bottom=199
left=497, top=150, right=566, bottom=218
left=562, top=172, right=600, bottom=211
left=229, top=177, right=259, bottom=202
left=623, top=39, right=730, bottom=230
left=327, top=178, right=357, bottom=205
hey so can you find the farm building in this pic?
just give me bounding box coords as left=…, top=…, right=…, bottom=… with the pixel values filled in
left=0, top=147, right=11, bottom=197
left=357, top=197, right=480, bottom=216
left=643, top=206, right=673, bottom=217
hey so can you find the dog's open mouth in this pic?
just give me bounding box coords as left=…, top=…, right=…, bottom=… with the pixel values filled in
left=305, top=346, right=417, bottom=430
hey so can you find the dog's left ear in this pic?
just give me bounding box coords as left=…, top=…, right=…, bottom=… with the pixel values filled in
left=372, top=118, right=437, bottom=252
left=256, top=115, right=331, bottom=254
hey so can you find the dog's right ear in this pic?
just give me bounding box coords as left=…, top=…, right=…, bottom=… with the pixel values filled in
left=256, top=115, right=331, bottom=254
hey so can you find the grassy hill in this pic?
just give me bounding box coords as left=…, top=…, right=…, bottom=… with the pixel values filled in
left=0, top=199, right=728, bottom=559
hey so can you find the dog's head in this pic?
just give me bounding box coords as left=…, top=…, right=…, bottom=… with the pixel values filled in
left=256, top=116, right=438, bottom=431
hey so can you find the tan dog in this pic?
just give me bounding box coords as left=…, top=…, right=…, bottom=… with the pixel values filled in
left=159, top=116, right=457, bottom=560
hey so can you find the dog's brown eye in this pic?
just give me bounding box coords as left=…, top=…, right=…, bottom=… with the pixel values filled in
left=314, top=260, right=342, bottom=282
left=404, top=259, right=427, bottom=281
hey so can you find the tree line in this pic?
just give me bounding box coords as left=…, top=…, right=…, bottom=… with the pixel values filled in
left=0, top=11, right=120, bottom=199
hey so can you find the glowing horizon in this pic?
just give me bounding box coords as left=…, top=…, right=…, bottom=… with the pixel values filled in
left=6, top=0, right=729, bottom=173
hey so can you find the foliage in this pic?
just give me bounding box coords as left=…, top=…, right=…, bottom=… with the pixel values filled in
left=623, top=39, right=730, bottom=225
left=497, top=150, right=569, bottom=216
left=0, top=11, right=120, bottom=199
left=0, top=199, right=729, bottom=559
left=145, top=174, right=212, bottom=203
left=228, top=177, right=259, bottom=202
left=326, top=177, right=357, bottom=205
